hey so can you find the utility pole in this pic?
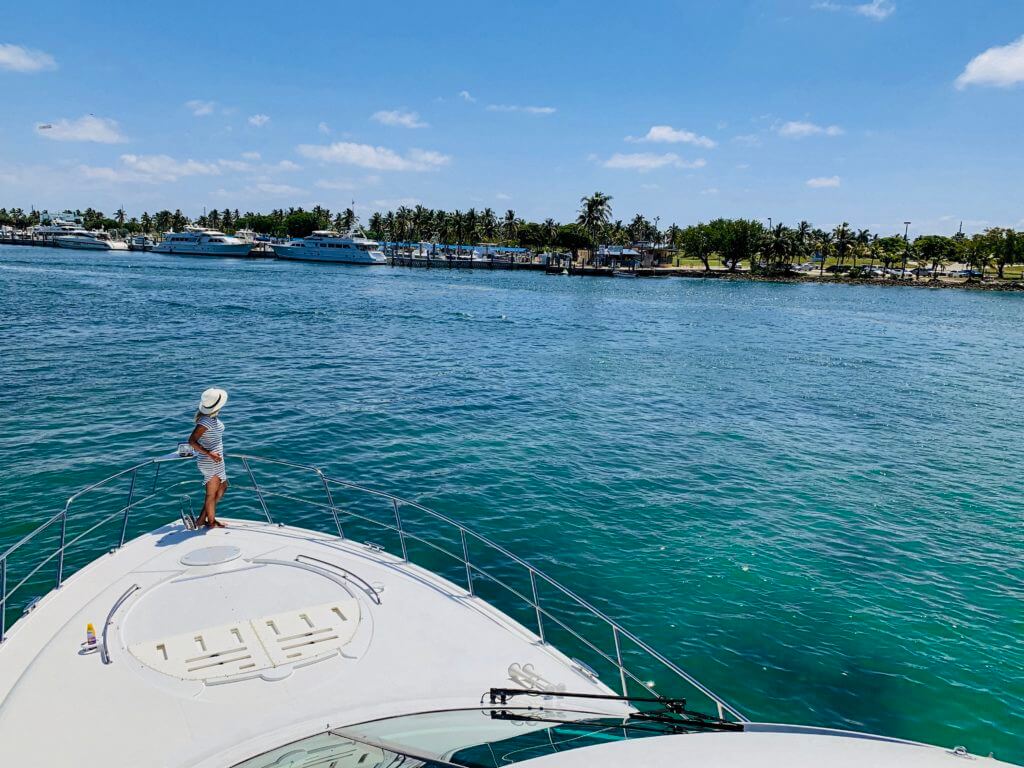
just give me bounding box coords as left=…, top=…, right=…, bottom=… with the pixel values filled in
left=901, top=221, right=911, bottom=279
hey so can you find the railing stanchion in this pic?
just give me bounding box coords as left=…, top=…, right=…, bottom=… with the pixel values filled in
left=530, top=569, right=545, bottom=643
left=460, top=528, right=474, bottom=596
left=319, top=470, right=344, bottom=539
left=119, top=468, right=137, bottom=548
left=1, top=557, right=7, bottom=644
left=56, top=509, right=67, bottom=588
left=392, top=499, right=408, bottom=561
left=242, top=458, right=273, bottom=524
left=613, top=626, right=628, bottom=697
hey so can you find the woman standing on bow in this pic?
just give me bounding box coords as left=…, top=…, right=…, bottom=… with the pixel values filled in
left=188, top=387, right=229, bottom=528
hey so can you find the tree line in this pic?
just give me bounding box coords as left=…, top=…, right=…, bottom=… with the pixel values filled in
left=3, top=194, right=1022, bottom=277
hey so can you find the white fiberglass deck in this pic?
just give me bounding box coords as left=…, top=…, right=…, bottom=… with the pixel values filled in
left=0, top=518, right=623, bottom=767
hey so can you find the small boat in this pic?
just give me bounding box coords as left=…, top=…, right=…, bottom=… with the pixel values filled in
left=54, top=229, right=128, bottom=251
left=271, top=230, right=386, bottom=264
left=152, top=227, right=253, bottom=257
left=128, top=235, right=155, bottom=251
left=612, top=269, right=639, bottom=278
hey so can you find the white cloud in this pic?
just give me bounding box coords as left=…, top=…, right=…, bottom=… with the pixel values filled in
left=626, top=125, right=716, bottom=148
left=296, top=141, right=451, bottom=171
left=0, top=43, right=57, bottom=73
left=495, top=192, right=512, bottom=200
left=185, top=99, right=216, bottom=116
left=955, top=35, right=1024, bottom=89
left=274, top=159, right=301, bottom=171
left=701, top=187, right=720, bottom=196
left=853, top=0, right=895, bottom=20
left=372, top=109, right=428, bottom=128
left=242, top=151, right=261, bottom=161
left=315, top=179, right=357, bottom=190
left=776, top=120, right=844, bottom=138
left=318, top=121, right=331, bottom=134
left=217, top=159, right=251, bottom=172
left=806, top=175, right=841, bottom=188
left=458, top=90, right=476, bottom=103
left=37, top=115, right=126, bottom=143
left=601, top=152, right=707, bottom=172
left=373, top=197, right=421, bottom=208
left=253, top=182, right=302, bottom=195
left=813, top=0, right=894, bottom=21
left=248, top=114, right=270, bottom=127
left=486, top=104, right=556, bottom=115
left=121, top=154, right=220, bottom=180
left=79, top=154, right=221, bottom=183
left=733, top=134, right=762, bottom=147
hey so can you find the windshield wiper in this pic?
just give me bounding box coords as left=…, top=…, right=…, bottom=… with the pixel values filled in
left=486, top=687, right=743, bottom=733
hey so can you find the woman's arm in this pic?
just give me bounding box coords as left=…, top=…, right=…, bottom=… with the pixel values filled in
left=188, top=424, right=222, bottom=463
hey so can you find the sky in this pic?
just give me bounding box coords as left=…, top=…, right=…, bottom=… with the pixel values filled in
left=1, top=0, right=1022, bottom=236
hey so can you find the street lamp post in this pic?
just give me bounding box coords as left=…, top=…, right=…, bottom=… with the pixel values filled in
left=902, top=221, right=911, bottom=279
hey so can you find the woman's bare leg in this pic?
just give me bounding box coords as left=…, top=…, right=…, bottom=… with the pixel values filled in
left=198, top=477, right=222, bottom=527
left=212, top=480, right=228, bottom=526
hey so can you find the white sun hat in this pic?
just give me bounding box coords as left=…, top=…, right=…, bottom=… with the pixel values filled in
left=198, top=387, right=228, bottom=415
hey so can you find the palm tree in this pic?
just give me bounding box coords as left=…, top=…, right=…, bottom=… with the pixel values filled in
left=502, top=210, right=519, bottom=243
left=577, top=192, right=612, bottom=242
left=480, top=208, right=498, bottom=241
left=817, top=231, right=833, bottom=276
left=833, top=223, right=853, bottom=267
left=542, top=218, right=558, bottom=246
left=854, top=228, right=871, bottom=269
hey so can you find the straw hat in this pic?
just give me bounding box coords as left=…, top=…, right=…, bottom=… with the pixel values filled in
left=198, top=387, right=228, bottom=415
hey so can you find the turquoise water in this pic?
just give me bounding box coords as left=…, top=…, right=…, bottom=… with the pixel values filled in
left=1, top=245, right=1021, bottom=761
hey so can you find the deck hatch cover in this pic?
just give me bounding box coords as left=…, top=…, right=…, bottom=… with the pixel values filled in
left=129, top=598, right=360, bottom=682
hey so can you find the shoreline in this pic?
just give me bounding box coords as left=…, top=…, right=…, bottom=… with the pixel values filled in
left=3, top=239, right=1023, bottom=292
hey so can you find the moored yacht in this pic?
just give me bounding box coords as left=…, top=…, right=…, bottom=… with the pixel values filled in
left=271, top=231, right=386, bottom=264
left=0, top=452, right=1016, bottom=768
left=152, top=227, right=253, bottom=257
left=31, top=211, right=82, bottom=241
left=54, top=229, right=128, bottom=251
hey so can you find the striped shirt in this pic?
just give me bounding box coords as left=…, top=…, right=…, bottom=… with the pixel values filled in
left=195, top=415, right=227, bottom=482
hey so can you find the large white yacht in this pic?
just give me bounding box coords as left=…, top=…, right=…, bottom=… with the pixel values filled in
left=31, top=210, right=82, bottom=241
left=0, top=452, right=1016, bottom=768
left=54, top=229, right=129, bottom=251
left=272, top=231, right=387, bottom=264
left=152, top=227, right=253, bottom=257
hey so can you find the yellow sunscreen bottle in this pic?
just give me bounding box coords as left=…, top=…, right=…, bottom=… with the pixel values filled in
left=86, top=623, right=96, bottom=647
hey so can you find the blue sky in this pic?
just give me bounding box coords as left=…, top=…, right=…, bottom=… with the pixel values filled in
left=1, top=0, right=1022, bottom=235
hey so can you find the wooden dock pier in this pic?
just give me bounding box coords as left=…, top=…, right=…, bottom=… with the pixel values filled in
left=388, top=255, right=548, bottom=271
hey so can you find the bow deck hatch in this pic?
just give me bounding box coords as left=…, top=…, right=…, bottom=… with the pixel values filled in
left=130, top=599, right=360, bottom=682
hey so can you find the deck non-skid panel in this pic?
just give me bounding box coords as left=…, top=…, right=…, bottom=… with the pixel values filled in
left=130, top=598, right=361, bottom=682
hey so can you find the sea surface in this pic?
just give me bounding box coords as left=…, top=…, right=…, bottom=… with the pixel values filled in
left=0, top=245, right=1021, bottom=761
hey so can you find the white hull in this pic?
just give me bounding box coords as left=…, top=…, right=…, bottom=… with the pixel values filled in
left=54, top=237, right=128, bottom=251
left=272, top=243, right=386, bottom=264
left=152, top=242, right=253, bottom=257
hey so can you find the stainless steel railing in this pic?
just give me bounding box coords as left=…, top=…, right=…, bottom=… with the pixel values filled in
left=0, top=452, right=746, bottom=722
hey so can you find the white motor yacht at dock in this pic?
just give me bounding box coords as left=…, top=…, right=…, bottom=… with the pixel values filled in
left=54, top=229, right=128, bottom=251
left=271, top=230, right=386, bottom=264
left=0, top=453, right=1016, bottom=768
left=152, top=227, right=253, bottom=257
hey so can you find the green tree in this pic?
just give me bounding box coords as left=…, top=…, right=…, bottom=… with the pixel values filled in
left=285, top=210, right=319, bottom=238
left=678, top=223, right=713, bottom=271
left=577, top=192, right=613, bottom=249
left=914, top=235, right=957, bottom=279
left=555, top=224, right=594, bottom=264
